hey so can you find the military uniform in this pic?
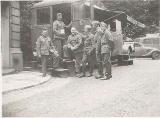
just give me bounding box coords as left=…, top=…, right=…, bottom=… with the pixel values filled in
left=53, top=20, right=65, bottom=58
left=94, top=27, right=104, bottom=77
left=96, top=29, right=113, bottom=79
left=36, top=35, right=54, bottom=76
left=81, top=33, right=95, bottom=76
left=63, top=33, right=83, bottom=74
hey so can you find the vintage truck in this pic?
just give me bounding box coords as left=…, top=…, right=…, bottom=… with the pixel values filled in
left=31, top=0, right=133, bottom=69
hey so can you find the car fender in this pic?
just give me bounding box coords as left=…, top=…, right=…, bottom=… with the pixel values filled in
left=143, top=49, right=160, bottom=56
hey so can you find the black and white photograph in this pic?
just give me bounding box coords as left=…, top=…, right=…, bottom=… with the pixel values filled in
left=1, top=0, right=160, bottom=117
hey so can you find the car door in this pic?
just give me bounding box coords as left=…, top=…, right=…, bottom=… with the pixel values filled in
left=134, top=43, right=146, bottom=56
left=142, top=38, right=153, bottom=48
left=152, top=38, right=160, bottom=50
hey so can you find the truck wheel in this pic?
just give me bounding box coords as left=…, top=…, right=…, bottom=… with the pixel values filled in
left=152, top=51, right=160, bottom=60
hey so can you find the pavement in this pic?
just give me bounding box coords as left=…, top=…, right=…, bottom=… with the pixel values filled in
left=2, top=71, right=51, bottom=93
left=2, top=68, right=15, bottom=75
left=2, top=58, right=160, bottom=117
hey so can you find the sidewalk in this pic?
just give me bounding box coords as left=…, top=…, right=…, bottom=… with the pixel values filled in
left=2, top=71, right=51, bottom=93
left=2, top=68, right=15, bottom=75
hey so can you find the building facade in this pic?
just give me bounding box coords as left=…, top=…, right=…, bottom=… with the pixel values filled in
left=1, top=1, right=23, bottom=70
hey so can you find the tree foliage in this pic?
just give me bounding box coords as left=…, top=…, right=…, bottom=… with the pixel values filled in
left=20, top=1, right=41, bottom=64
left=101, top=0, right=159, bottom=26
left=101, top=0, right=159, bottom=38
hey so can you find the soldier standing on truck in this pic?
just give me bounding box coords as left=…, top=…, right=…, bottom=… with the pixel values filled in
left=96, top=22, right=113, bottom=80
left=53, top=13, right=72, bottom=63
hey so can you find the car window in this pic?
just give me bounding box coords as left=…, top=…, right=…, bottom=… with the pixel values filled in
left=152, top=38, right=160, bottom=44
left=134, top=43, right=141, bottom=47
left=143, top=38, right=153, bottom=44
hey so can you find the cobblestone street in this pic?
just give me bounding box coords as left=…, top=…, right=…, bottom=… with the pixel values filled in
left=2, top=58, right=160, bottom=117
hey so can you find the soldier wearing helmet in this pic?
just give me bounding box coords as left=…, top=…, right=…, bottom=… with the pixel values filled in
left=79, top=25, right=95, bottom=78
left=95, top=22, right=113, bottom=80
left=63, top=27, right=83, bottom=76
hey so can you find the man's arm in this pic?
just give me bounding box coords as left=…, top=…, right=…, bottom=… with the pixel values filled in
left=105, top=30, right=113, bottom=41
left=67, top=35, right=73, bottom=48
left=96, top=36, right=101, bottom=54
left=74, top=35, right=82, bottom=49
left=36, top=36, right=41, bottom=57
left=48, top=37, right=59, bottom=56
left=53, top=21, right=60, bottom=35
left=64, top=21, right=72, bottom=28
left=90, top=34, right=95, bottom=52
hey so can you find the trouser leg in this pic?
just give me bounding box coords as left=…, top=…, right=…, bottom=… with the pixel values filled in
left=105, top=61, right=112, bottom=76
left=96, top=53, right=103, bottom=76
left=63, top=45, right=74, bottom=60
left=97, top=62, right=103, bottom=76
left=103, top=53, right=112, bottom=76
left=53, top=39, right=62, bottom=57
left=88, top=62, right=94, bottom=75
left=81, top=54, right=87, bottom=75
left=88, top=54, right=94, bottom=75
left=41, top=55, right=48, bottom=76
left=74, top=52, right=83, bottom=74
left=52, top=54, right=60, bottom=68
left=63, top=45, right=70, bottom=58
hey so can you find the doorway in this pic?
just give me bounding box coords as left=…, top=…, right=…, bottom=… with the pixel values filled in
left=1, top=3, right=10, bottom=68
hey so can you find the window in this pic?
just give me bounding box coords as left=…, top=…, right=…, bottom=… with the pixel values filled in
left=143, top=38, right=152, bottom=44
left=134, top=43, right=141, bottom=47
left=72, top=2, right=83, bottom=20
left=152, top=38, right=160, bottom=44
left=84, top=6, right=90, bottom=19
left=37, top=8, right=50, bottom=25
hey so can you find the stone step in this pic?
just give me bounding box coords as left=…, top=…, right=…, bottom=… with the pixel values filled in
left=62, top=60, right=76, bottom=77
left=23, top=66, right=32, bottom=71
left=48, top=68, right=70, bottom=77
left=2, top=68, right=15, bottom=76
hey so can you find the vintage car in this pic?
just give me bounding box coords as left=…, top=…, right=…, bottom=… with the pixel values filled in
left=134, top=34, right=160, bottom=50
left=134, top=42, right=160, bottom=60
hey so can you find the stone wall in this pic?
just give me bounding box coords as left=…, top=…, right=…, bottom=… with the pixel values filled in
left=10, top=1, right=23, bottom=70
left=1, top=1, right=23, bottom=70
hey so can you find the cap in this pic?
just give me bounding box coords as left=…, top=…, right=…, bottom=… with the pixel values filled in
left=84, top=25, right=92, bottom=31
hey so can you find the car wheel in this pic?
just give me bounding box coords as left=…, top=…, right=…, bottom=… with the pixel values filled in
left=152, top=51, right=160, bottom=60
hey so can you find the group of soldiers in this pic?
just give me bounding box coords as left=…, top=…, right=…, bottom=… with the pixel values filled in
left=36, top=13, right=114, bottom=80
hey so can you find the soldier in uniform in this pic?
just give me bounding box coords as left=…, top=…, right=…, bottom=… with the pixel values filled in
left=53, top=13, right=72, bottom=60
left=63, top=27, right=83, bottom=76
left=91, top=21, right=100, bottom=35
left=96, top=22, right=113, bottom=80
left=94, top=26, right=104, bottom=79
left=79, top=25, right=95, bottom=78
left=36, top=28, right=58, bottom=77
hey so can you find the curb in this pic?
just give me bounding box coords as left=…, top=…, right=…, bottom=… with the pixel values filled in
left=2, top=75, right=52, bottom=94
left=2, top=69, right=16, bottom=76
